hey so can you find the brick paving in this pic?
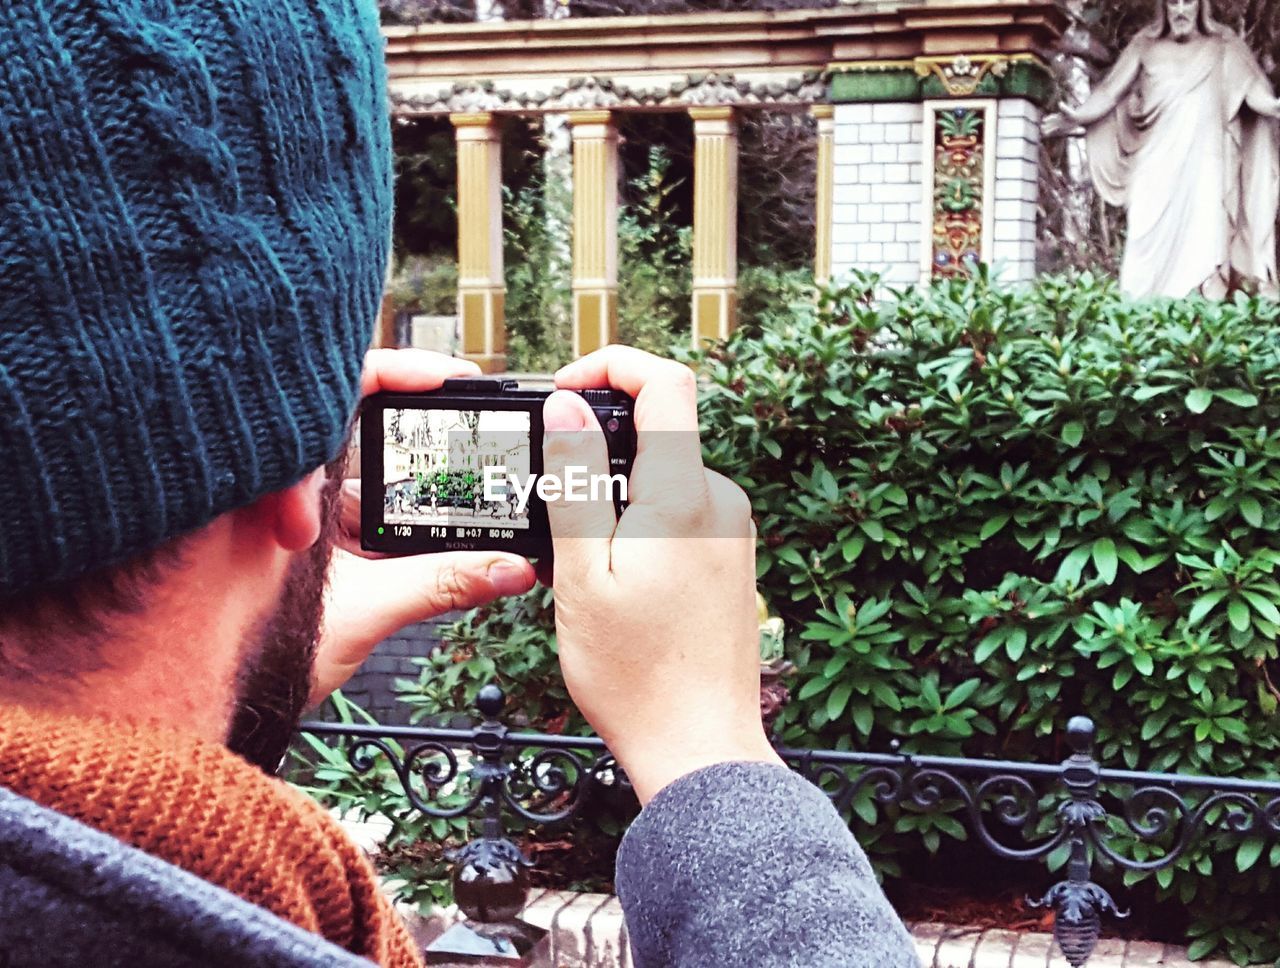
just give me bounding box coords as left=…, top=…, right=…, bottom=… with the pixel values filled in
left=395, top=888, right=1251, bottom=967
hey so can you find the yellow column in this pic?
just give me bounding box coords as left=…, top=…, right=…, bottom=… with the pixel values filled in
left=690, top=107, right=739, bottom=346
left=569, top=111, right=619, bottom=358
left=812, top=104, right=835, bottom=288
left=451, top=112, right=506, bottom=373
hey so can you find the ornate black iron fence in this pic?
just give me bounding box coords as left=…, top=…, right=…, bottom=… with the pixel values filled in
left=298, top=684, right=1280, bottom=967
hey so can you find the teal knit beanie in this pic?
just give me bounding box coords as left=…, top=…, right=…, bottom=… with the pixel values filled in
left=0, top=1, right=392, bottom=594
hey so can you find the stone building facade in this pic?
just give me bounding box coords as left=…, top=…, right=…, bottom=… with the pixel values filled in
left=378, top=1, right=1065, bottom=363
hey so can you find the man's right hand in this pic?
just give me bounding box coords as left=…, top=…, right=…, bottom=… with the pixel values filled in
left=541, top=346, right=783, bottom=806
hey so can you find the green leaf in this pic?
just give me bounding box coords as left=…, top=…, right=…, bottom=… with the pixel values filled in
left=1186, top=589, right=1227, bottom=626
left=1215, top=388, right=1258, bottom=408
left=1186, top=388, right=1213, bottom=414
left=859, top=519, right=886, bottom=542
left=776, top=546, right=805, bottom=567
left=1241, top=589, right=1280, bottom=626
left=826, top=681, right=854, bottom=721
left=1091, top=538, right=1118, bottom=585
left=919, top=677, right=942, bottom=711
left=974, top=633, right=1003, bottom=664
left=1185, top=937, right=1218, bottom=961
left=882, top=485, right=909, bottom=506
left=1061, top=421, right=1084, bottom=447
left=1056, top=544, right=1093, bottom=586
left=947, top=678, right=982, bottom=709
left=1005, top=627, right=1028, bottom=662
left=815, top=466, right=840, bottom=503
left=1239, top=495, right=1263, bottom=528
left=1132, top=650, right=1154, bottom=677
left=852, top=703, right=874, bottom=737
left=980, top=514, right=1012, bottom=541
left=797, top=676, right=829, bottom=702
left=853, top=792, right=877, bottom=825
left=1228, top=598, right=1251, bottom=633
left=761, top=438, right=782, bottom=459
left=841, top=534, right=866, bottom=563
left=1235, top=837, right=1265, bottom=873
left=823, top=653, right=852, bottom=678
left=1205, top=495, right=1232, bottom=522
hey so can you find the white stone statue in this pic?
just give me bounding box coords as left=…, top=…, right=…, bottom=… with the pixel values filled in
left=1046, top=0, right=1280, bottom=298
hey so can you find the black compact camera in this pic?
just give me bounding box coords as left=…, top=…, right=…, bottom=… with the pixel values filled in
left=361, top=379, right=636, bottom=558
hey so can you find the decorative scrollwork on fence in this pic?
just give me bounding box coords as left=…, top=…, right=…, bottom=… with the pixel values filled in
left=346, top=736, right=483, bottom=819
left=300, top=689, right=1280, bottom=968
left=1089, top=787, right=1280, bottom=873
left=501, top=748, right=592, bottom=823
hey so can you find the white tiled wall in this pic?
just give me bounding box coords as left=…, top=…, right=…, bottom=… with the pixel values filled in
left=990, top=97, right=1042, bottom=283
left=832, top=101, right=925, bottom=287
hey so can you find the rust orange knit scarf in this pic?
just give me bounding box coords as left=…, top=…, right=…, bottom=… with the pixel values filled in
left=0, top=703, right=421, bottom=968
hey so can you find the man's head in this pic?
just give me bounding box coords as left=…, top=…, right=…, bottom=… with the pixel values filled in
left=0, top=0, right=391, bottom=751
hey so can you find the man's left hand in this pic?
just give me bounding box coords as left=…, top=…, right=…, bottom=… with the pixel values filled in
left=310, top=350, right=537, bottom=707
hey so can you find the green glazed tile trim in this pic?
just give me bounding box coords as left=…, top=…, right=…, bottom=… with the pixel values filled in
left=830, top=61, right=1053, bottom=107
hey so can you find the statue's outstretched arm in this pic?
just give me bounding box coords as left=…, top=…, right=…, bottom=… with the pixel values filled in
left=1244, top=84, right=1280, bottom=120
left=1068, top=42, right=1143, bottom=127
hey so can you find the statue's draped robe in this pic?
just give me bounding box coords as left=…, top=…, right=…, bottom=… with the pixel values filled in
left=1086, top=31, right=1280, bottom=298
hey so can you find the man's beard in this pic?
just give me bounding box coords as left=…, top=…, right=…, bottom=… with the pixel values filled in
left=226, top=466, right=343, bottom=772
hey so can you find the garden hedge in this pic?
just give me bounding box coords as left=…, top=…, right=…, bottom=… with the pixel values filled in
left=696, top=270, right=1280, bottom=963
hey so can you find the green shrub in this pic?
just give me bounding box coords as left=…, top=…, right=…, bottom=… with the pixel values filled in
left=735, top=264, right=815, bottom=339
left=395, top=587, right=583, bottom=732
left=697, top=268, right=1280, bottom=964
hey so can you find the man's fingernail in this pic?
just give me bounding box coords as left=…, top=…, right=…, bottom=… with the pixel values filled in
left=544, top=392, right=586, bottom=433
left=487, top=560, right=530, bottom=594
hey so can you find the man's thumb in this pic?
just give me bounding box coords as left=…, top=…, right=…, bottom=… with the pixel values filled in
left=416, top=552, right=536, bottom=615
left=542, top=391, right=616, bottom=573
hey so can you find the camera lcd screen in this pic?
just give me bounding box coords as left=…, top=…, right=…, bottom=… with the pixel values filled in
left=382, top=407, right=533, bottom=534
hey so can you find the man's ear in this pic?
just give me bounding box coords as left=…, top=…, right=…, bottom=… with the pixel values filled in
left=259, top=466, right=328, bottom=553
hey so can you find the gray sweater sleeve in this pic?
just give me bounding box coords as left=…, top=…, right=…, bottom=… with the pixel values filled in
left=614, top=762, right=921, bottom=968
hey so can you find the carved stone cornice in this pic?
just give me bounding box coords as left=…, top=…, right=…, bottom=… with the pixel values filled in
left=392, top=70, right=829, bottom=117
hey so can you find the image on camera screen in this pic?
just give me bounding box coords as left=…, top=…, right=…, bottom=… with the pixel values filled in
left=383, top=408, right=533, bottom=531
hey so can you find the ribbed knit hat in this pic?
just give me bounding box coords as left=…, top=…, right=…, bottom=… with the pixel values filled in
left=0, top=1, right=392, bottom=594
